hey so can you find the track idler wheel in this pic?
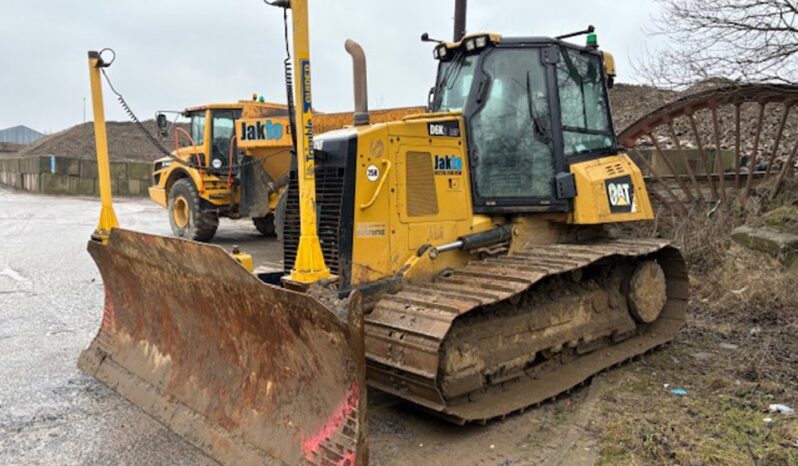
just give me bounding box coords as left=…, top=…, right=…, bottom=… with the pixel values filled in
left=627, top=261, right=668, bottom=323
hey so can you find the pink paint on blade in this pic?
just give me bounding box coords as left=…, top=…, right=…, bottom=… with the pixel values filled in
left=302, top=382, right=360, bottom=460
left=100, top=283, right=116, bottom=332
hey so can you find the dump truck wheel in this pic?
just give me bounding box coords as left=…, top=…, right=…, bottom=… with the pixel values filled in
left=252, top=214, right=277, bottom=238
left=168, top=178, right=218, bottom=242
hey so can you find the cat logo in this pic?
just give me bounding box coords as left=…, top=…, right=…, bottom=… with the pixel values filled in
left=605, top=176, right=635, bottom=213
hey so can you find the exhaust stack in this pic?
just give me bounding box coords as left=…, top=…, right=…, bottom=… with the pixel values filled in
left=345, top=39, right=369, bottom=126
left=454, top=0, right=467, bottom=42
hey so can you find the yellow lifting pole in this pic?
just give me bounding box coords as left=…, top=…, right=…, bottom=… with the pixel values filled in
left=282, top=0, right=331, bottom=284
left=88, top=50, right=119, bottom=243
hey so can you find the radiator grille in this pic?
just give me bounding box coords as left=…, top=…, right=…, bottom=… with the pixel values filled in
left=283, top=167, right=346, bottom=275
left=405, top=151, right=438, bottom=217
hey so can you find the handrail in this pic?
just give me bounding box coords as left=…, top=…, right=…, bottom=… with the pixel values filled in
left=173, top=127, right=203, bottom=167
left=360, top=159, right=392, bottom=210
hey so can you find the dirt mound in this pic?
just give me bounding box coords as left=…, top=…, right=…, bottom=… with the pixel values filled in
left=17, top=120, right=167, bottom=162
left=609, top=83, right=681, bottom=132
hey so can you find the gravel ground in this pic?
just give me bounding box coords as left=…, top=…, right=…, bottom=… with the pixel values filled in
left=6, top=186, right=792, bottom=466
left=0, top=187, right=277, bottom=466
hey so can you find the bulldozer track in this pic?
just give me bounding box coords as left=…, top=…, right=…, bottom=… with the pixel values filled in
left=365, top=239, right=688, bottom=424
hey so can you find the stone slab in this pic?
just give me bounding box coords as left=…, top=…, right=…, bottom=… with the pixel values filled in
left=69, top=176, right=95, bottom=196
left=54, top=157, right=81, bottom=176
left=126, top=162, right=151, bottom=181
left=40, top=173, right=71, bottom=195
left=110, top=162, right=127, bottom=179
left=732, top=225, right=798, bottom=267
left=80, top=160, right=98, bottom=178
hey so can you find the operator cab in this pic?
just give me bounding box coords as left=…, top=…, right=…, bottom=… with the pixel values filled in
left=183, top=108, right=242, bottom=172
left=429, top=33, right=617, bottom=213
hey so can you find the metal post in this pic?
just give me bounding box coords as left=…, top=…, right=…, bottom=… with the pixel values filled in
left=88, top=51, right=119, bottom=242
left=288, top=0, right=330, bottom=283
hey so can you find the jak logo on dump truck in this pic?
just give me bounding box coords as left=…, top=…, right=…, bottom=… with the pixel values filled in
left=240, top=120, right=285, bottom=141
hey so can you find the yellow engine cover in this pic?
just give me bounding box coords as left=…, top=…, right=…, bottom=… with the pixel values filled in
left=569, top=154, right=654, bottom=224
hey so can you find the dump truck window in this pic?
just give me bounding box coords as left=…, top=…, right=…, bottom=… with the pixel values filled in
left=211, top=111, right=237, bottom=168
left=470, top=48, right=555, bottom=199
left=557, top=47, right=614, bottom=157
left=190, top=113, right=206, bottom=145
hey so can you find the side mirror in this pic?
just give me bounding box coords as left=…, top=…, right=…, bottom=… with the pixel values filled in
left=427, top=87, right=436, bottom=112
left=156, top=113, right=168, bottom=138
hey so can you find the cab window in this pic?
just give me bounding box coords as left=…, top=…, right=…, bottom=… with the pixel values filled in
left=190, top=112, right=206, bottom=145
left=556, top=47, right=614, bottom=157
left=469, top=48, right=555, bottom=199
left=434, top=54, right=478, bottom=112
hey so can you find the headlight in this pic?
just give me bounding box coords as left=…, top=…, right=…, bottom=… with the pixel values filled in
left=211, top=159, right=223, bottom=169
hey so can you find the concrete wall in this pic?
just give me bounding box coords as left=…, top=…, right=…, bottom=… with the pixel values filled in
left=0, top=156, right=151, bottom=196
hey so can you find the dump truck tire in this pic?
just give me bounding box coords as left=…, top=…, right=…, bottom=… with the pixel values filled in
left=252, top=213, right=277, bottom=238
left=168, top=178, right=218, bottom=242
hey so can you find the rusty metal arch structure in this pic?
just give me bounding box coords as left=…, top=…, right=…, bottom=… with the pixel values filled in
left=618, top=84, right=798, bottom=218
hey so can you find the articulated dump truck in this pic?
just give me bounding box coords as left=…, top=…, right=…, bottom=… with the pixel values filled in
left=78, top=1, right=688, bottom=465
left=148, top=100, right=423, bottom=241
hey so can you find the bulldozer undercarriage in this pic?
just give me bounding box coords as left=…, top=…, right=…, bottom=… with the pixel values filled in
left=365, top=239, right=688, bottom=424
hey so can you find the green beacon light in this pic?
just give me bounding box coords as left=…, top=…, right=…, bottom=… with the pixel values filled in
left=587, top=33, right=598, bottom=47
left=258, top=95, right=265, bottom=103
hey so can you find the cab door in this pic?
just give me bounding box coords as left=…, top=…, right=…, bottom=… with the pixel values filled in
left=209, top=110, right=240, bottom=173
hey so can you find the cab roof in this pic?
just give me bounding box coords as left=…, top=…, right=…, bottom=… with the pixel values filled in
left=185, top=101, right=288, bottom=113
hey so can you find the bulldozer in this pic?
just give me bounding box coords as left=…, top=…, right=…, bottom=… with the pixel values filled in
left=77, top=1, right=688, bottom=464
left=149, top=99, right=423, bottom=241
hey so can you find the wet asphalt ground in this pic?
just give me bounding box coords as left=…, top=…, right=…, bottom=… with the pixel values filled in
left=0, top=187, right=277, bottom=466
left=0, top=186, right=596, bottom=466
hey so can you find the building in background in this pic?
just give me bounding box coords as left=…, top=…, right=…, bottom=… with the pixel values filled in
left=0, top=125, right=44, bottom=145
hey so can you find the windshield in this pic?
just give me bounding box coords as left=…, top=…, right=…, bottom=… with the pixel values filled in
left=556, top=47, right=614, bottom=156
left=433, top=53, right=478, bottom=112
left=469, top=48, right=555, bottom=199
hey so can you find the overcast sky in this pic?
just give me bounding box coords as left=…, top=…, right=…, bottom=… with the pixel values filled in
left=0, top=0, right=663, bottom=134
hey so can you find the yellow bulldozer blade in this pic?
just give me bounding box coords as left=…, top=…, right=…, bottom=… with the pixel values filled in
left=78, top=229, right=367, bottom=466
